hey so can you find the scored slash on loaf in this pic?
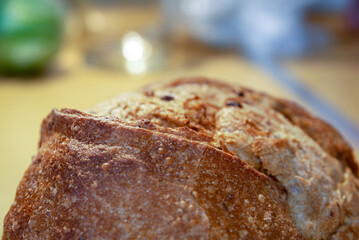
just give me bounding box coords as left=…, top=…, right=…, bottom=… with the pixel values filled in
left=3, top=77, right=359, bottom=240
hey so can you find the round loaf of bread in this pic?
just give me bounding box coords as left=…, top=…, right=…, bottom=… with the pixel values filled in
left=3, top=77, right=359, bottom=239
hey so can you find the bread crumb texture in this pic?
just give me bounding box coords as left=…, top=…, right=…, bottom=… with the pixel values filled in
left=3, top=77, right=359, bottom=240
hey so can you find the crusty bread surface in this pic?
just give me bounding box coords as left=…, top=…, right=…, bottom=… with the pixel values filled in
left=3, top=77, right=359, bottom=240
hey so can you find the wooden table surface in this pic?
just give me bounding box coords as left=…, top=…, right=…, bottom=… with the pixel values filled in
left=0, top=36, right=358, bottom=235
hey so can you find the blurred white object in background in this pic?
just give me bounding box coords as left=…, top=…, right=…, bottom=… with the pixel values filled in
left=121, top=32, right=153, bottom=74
left=161, top=0, right=351, bottom=58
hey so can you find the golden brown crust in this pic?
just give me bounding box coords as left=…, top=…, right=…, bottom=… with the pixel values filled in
left=158, top=77, right=358, bottom=177
left=88, top=77, right=359, bottom=239
left=3, top=77, right=359, bottom=240
left=3, top=109, right=303, bottom=239
left=272, top=99, right=358, bottom=177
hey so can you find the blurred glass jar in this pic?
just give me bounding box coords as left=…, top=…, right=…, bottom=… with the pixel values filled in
left=76, top=0, right=166, bottom=74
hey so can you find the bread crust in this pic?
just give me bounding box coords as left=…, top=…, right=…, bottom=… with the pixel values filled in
left=272, top=99, right=358, bottom=177
left=3, top=77, right=359, bottom=240
left=3, top=109, right=303, bottom=239
left=89, top=77, right=359, bottom=239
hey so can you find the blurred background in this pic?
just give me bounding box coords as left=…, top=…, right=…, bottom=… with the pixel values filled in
left=0, top=0, right=359, bottom=234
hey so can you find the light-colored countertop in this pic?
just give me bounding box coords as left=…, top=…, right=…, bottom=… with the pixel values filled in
left=1, top=36, right=358, bottom=235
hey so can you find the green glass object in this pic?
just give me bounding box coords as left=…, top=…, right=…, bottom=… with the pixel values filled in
left=0, top=0, right=65, bottom=76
